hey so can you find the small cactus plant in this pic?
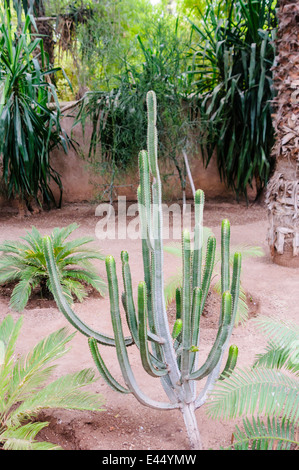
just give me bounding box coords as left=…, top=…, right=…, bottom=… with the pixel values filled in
left=43, top=90, right=241, bottom=450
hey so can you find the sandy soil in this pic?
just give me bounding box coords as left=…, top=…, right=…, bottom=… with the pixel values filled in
left=0, top=198, right=298, bottom=451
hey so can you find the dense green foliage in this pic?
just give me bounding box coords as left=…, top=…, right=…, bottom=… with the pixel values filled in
left=0, top=314, right=104, bottom=450
left=3, top=0, right=278, bottom=202
left=0, top=223, right=106, bottom=312
left=0, top=4, right=70, bottom=207
left=72, top=0, right=277, bottom=201
left=74, top=13, right=193, bottom=197
left=188, top=0, right=277, bottom=199
left=206, top=316, right=299, bottom=450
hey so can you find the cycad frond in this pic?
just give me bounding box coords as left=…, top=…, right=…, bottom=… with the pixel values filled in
left=254, top=316, right=299, bottom=375
left=9, top=276, right=40, bottom=312
left=0, top=224, right=106, bottom=311
left=229, top=416, right=298, bottom=450
left=60, top=277, right=88, bottom=302
left=8, top=368, right=104, bottom=428
left=206, top=366, right=299, bottom=422
left=5, top=327, right=74, bottom=410
left=0, top=421, right=62, bottom=450
left=0, top=315, right=104, bottom=450
left=56, top=237, right=97, bottom=261
left=51, top=223, right=79, bottom=246
left=21, top=226, right=43, bottom=253
left=63, top=269, right=107, bottom=296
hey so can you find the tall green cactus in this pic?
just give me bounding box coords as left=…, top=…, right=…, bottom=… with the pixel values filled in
left=43, top=90, right=242, bottom=450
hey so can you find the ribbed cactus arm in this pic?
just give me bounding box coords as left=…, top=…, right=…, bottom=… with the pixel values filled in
left=137, top=281, right=168, bottom=378
left=181, top=229, right=192, bottom=380
left=138, top=152, right=153, bottom=250
left=42, top=236, right=133, bottom=347
left=189, top=287, right=203, bottom=373
left=221, top=219, right=231, bottom=294
left=146, top=91, right=158, bottom=178
left=88, top=337, right=130, bottom=394
left=230, top=251, right=242, bottom=322
left=192, top=189, right=205, bottom=290
left=121, top=251, right=139, bottom=346
left=188, top=291, right=233, bottom=381
left=200, top=235, right=216, bottom=311
left=105, top=255, right=178, bottom=410
left=219, top=344, right=238, bottom=380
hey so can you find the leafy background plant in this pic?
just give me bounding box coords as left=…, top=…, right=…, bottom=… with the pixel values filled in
left=0, top=223, right=106, bottom=312
left=0, top=314, right=104, bottom=450
left=186, top=0, right=277, bottom=200
left=206, top=315, right=299, bottom=450
left=73, top=13, right=194, bottom=202
left=0, top=3, right=70, bottom=209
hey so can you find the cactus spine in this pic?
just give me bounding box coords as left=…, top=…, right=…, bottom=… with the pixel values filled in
left=44, top=91, right=242, bottom=450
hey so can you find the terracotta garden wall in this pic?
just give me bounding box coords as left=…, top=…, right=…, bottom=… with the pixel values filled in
left=0, top=114, right=243, bottom=209
left=49, top=115, right=234, bottom=204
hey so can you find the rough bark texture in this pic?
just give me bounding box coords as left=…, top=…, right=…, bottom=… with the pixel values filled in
left=31, top=1, right=55, bottom=66
left=266, top=0, right=299, bottom=267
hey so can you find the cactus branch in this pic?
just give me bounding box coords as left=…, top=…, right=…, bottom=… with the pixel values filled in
left=137, top=281, right=168, bottom=377
left=88, top=338, right=130, bottom=394
left=105, top=255, right=177, bottom=410
left=43, top=236, right=133, bottom=347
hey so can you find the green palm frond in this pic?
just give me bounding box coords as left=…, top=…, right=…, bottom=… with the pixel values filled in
left=206, top=315, right=299, bottom=450
left=253, top=317, right=299, bottom=374
left=60, top=277, right=88, bottom=303
left=0, top=422, right=62, bottom=450
left=206, top=366, right=299, bottom=421
left=228, top=416, right=297, bottom=451
left=9, top=368, right=103, bottom=428
left=0, top=224, right=107, bottom=311
left=0, top=314, right=104, bottom=450
left=9, top=276, right=40, bottom=312
left=62, top=269, right=107, bottom=297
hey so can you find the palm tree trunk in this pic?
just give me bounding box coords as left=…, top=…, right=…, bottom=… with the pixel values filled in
left=266, top=0, right=299, bottom=267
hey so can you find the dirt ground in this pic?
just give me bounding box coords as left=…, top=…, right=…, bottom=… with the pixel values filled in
left=0, top=198, right=298, bottom=451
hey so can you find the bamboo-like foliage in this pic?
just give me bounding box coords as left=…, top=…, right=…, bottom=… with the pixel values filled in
left=44, top=90, right=242, bottom=450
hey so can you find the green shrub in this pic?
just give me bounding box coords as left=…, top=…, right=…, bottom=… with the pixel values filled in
left=0, top=314, right=104, bottom=450
left=206, top=316, right=299, bottom=450
left=0, top=223, right=106, bottom=312
left=188, top=0, right=277, bottom=200
left=0, top=4, right=70, bottom=207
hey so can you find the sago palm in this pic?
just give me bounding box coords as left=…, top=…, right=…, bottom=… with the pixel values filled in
left=0, top=314, right=104, bottom=450
left=0, top=223, right=106, bottom=312
left=206, top=315, right=299, bottom=450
